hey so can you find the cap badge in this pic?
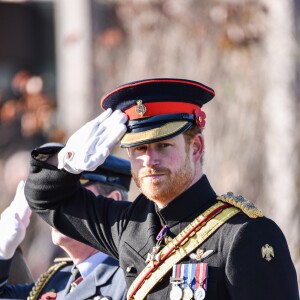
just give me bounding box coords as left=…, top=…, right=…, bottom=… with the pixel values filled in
left=194, top=108, right=206, bottom=129
left=135, top=100, right=147, bottom=116
left=261, top=244, right=274, bottom=261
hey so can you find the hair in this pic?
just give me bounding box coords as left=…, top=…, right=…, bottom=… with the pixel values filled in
left=182, top=124, right=204, bottom=164
left=182, top=124, right=202, bottom=143
left=93, top=182, right=129, bottom=201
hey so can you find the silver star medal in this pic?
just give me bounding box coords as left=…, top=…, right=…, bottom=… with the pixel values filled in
left=146, top=225, right=169, bottom=266
left=145, top=245, right=161, bottom=266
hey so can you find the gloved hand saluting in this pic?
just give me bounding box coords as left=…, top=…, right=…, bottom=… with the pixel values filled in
left=58, top=108, right=127, bottom=174
left=0, top=180, right=32, bottom=260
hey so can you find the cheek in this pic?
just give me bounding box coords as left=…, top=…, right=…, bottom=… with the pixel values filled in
left=170, top=149, right=188, bottom=164
left=129, top=159, right=140, bottom=176
left=166, top=153, right=178, bottom=164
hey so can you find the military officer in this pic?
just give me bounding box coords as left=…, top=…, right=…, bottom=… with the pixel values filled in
left=24, top=78, right=299, bottom=299
left=9, top=246, right=33, bottom=284
left=0, top=153, right=130, bottom=299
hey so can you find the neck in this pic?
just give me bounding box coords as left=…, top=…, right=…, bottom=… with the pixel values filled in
left=61, top=244, right=98, bottom=265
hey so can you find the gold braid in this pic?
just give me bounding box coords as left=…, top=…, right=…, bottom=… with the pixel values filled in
left=217, top=192, right=263, bottom=218
left=27, top=260, right=71, bottom=300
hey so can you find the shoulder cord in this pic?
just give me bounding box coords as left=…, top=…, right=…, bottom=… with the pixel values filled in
left=27, top=261, right=70, bottom=300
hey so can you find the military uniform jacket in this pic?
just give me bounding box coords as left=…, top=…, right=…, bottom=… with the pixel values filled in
left=25, top=151, right=299, bottom=300
left=0, top=255, right=127, bottom=300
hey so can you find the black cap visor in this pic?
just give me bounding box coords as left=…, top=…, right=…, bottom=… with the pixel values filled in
left=121, top=113, right=195, bottom=148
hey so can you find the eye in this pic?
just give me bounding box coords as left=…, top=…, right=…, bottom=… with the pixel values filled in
left=134, top=145, right=147, bottom=152
left=158, top=143, right=171, bottom=149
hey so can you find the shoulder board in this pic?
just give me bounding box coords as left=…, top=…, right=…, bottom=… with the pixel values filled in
left=53, top=257, right=73, bottom=264
left=217, top=192, right=263, bottom=218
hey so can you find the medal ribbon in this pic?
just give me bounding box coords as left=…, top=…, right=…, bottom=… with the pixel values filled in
left=180, top=264, right=185, bottom=288
left=195, top=263, right=208, bottom=290
left=188, top=263, right=195, bottom=290
left=171, top=264, right=182, bottom=282
left=156, top=225, right=168, bottom=241
left=183, top=264, right=189, bottom=288
left=176, top=264, right=181, bottom=279
left=172, top=264, right=194, bottom=289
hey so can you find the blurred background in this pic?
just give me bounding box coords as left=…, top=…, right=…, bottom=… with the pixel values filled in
left=0, top=0, right=299, bottom=288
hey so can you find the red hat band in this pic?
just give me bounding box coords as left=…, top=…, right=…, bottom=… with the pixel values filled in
left=124, top=101, right=206, bottom=129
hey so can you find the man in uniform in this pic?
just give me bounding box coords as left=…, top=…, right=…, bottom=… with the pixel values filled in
left=0, top=153, right=130, bottom=299
left=24, top=78, right=299, bottom=299
left=9, top=246, right=33, bottom=284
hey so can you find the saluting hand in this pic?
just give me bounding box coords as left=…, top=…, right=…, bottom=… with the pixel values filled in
left=57, top=108, right=128, bottom=174
left=0, top=180, right=32, bottom=260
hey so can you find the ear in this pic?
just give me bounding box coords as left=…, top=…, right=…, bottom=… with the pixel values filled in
left=191, top=134, right=204, bottom=162
left=106, top=190, right=122, bottom=201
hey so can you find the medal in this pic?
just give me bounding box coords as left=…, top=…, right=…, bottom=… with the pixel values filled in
left=145, top=245, right=161, bottom=265
left=194, top=263, right=208, bottom=300
left=181, top=262, right=194, bottom=300
left=170, top=285, right=183, bottom=300
left=182, top=286, right=193, bottom=300
left=194, top=287, right=206, bottom=300
left=171, top=262, right=208, bottom=300
left=170, top=264, right=184, bottom=300
left=145, top=225, right=168, bottom=265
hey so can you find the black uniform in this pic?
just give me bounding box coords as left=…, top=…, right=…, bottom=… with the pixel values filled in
left=25, top=151, right=299, bottom=300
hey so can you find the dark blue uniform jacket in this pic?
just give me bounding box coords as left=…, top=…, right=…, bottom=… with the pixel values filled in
left=0, top=256, right=126, bottom=299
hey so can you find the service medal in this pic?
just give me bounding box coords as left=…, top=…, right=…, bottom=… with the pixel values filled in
left=170, top=285, right=183, bottom=300
left=182, top=286, right=194, bottom=300
left=194, top=287, right=206, bottom=300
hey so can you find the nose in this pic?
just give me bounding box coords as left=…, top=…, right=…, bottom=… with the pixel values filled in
left=142, top=147, right=159, bottom=168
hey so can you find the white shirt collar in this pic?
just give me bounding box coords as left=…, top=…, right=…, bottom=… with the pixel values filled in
left=76, top=251, right=109, bottom=279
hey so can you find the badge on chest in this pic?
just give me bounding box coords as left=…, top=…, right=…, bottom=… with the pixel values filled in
left=170, top=263, right=208, bottom=300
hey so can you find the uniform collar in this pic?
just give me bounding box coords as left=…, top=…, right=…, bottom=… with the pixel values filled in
left=156, top=174, right=216, bottom=228
left=65, top=256, right=120, bottom=300
left=76, top=251, right=108, bottom=279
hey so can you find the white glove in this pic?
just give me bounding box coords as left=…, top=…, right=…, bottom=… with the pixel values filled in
left=0, top=180, right=32, bottom=259
left=57, top=108, right=128, bottom=174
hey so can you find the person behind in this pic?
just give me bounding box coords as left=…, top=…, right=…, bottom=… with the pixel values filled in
left=24, top=78, right=299, bottom=299
left=0, top=154, right=130, bottom=300
left=0, top=182, right=33, bottom=286
left=8, top=246, right=33, bottom=285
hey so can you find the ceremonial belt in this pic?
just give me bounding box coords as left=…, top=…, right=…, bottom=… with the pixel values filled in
left=127, top=201, right=240, bottom=300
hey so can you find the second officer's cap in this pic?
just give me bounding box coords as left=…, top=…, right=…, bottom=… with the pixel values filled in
left=101, top=78, right=215, bottom=147
left=80, top=154, right=131, bottom=191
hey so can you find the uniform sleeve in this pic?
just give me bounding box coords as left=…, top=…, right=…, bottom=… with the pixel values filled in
left=0, top=258, right=33, bottom=298
left=25, top=150, right=131, bottom=259
left=225, top=217, right=299, bottom=299
left=0, top=258, right=11, bottom=292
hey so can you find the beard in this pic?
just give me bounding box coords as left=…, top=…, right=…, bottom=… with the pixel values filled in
left=132, top=152, right=195, bottom=204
